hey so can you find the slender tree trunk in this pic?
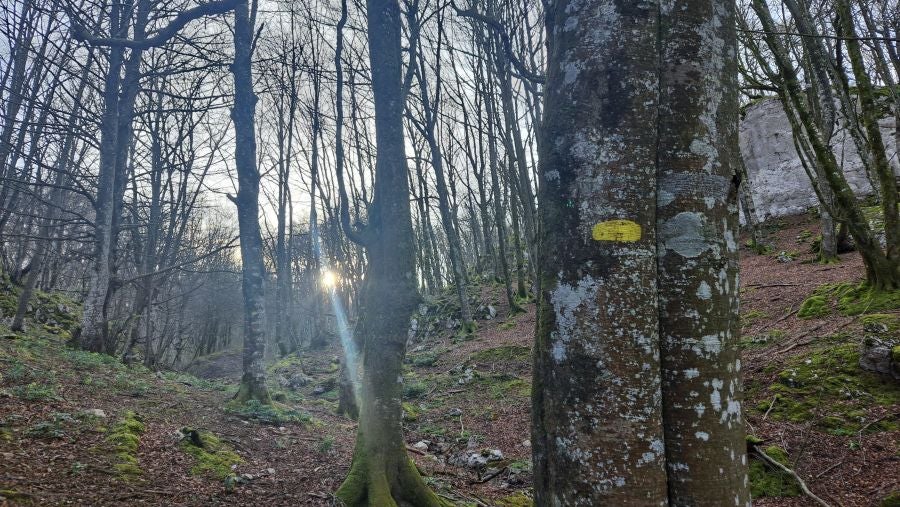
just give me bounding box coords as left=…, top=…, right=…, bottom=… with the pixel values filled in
left=335, top=1, right=441, bottom=504
left=231, top=0, right=270, bottom=404
left=410, top=20, right=473, bottom=330
left=77, top=8, right=126, bottom=352
left=837, top=0, right=900, bottom=285
left=506, top=153, right=528, bottom=299
left=485, top=81, right=520, bottom=315
left=737, top=156, right=764, bottom=251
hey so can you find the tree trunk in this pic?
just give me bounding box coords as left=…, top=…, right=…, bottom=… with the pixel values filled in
left=737, top=157, right=764, bottom=252
left=334, top=1, right=441, bottom=505
left=410, top=24, right=474, bottom=330
left=656, top=0, right=750, bottom=503
left=77, top=12, right=126, bottom=352
left=231, top=0, right=270, bottom=404
left=533, top=1, right=668, bottom=503
left=485, top=79, right=521, bottom=316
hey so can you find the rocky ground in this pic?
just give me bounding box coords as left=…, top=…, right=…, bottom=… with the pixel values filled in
left=1, top=211, right=898, bottom=506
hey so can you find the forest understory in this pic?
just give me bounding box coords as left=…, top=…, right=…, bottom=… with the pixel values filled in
left=1, top=211, right=898, bottom=506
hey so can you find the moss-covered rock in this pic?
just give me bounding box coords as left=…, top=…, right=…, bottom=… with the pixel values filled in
left=106, top=411, right=145, bottom=479
left=755, top=335, right=900, bottom=434
left=860, top=313, right=900, bottom=379
left=178, top=428, right=242, bottom=479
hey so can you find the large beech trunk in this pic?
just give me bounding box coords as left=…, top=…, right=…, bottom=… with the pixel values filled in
left=534, top=0, right=749, bottom=504
left=534, top=1, right=668, bottom=503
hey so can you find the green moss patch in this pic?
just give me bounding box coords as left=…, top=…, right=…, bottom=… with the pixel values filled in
left=407, top=351, right=441, bottom=367
left=881, top=491, right=900, bottom=507
left=106, top=411, right=145, bottom=478
left=403, top=402, right=423, bottom=422
left=475, top=374, right=531, bottom=399
left=803, top=282, right=900, bottom=317
left=178, top=428, right=242, bottom=479
left=798, top=295, right=830, bottom=319
left=740, top=309, right=769, bottom=326
left=755, top=336, right=900, bottom=435
left=749, top=446, right=801, bottom=498
left=862, top=314, right=900, bottom=334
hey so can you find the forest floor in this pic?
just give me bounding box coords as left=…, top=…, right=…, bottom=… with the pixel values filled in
left=1, top=211, right=898, bottom=506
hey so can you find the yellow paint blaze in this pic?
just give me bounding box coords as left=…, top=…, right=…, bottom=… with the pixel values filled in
left=592, top=220, right=642, bottom=242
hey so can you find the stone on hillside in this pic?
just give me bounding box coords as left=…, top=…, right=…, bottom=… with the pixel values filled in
left=859, top=319, right=900, bottom=380
left=281, top=373, right=312, bottom=390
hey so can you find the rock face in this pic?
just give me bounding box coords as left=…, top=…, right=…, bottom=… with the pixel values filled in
left=739, top=98, right=899, bottom=220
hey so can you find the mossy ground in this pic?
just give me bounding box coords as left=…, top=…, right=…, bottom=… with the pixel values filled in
left=178, top=428, right=242, bottom=479
left=881, top=491, right=900, bottom=507
left=800, top=282, right=900, bottom=317
left=493, top=492, right=534, bottom=506
left=224, top=399, right=314, bottom=425
left=798, top=295, right=830, bottom=318
left=470, top=345, right=531, bottom=364
left=752, top=333, right=899, bottom=435
left=0, top=275, right=81, bottom=339
left=749, top=446, right=801, bottom=498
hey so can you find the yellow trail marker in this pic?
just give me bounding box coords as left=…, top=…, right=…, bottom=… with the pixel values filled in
left=592, top=220, right=642, bottom=242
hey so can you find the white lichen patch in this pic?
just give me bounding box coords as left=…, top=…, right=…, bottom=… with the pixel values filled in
left=549, top=275, right=600, bottom=363
left=696, top=281, right=712, bottom=300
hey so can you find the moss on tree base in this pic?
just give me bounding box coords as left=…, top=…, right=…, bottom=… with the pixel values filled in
left=335, top=434, right=446, bottom=507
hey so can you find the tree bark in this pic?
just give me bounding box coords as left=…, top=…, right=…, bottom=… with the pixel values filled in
left=533, top=1, right=668, bottom=503
left=656, top=1, right=750, bottom=503
left=334, top=1, right=441, bottom=504
left=231, top=0, right=270, bottom=404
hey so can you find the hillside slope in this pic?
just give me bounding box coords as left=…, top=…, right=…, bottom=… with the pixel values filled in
left=1, top=211, right=898, bottom=506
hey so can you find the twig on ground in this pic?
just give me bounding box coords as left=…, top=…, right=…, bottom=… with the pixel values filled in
left=814, top=460, right=844, bottom=479
left=406, top=445, right=426, bottom=455
left=474, top=466, right=507, bottom=484
left=763, top=395, right=778, bottom=420
left=753, top=448, right=832, bottom=507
